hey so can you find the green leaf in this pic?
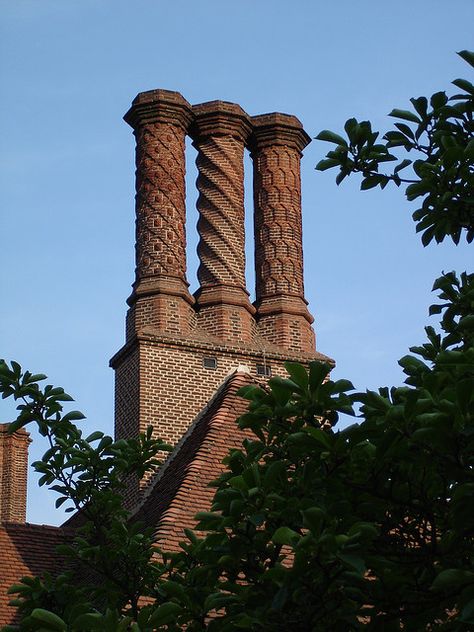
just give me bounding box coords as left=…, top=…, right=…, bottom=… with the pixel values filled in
left=30, top=609, right=67, bottom=630
left=62, top=410, right=86, bottom=423
left=302, top=507, right=325, bottom=534
left=268, top=377, right=295, bottom=404
left=315, top=158, right=341, bottom=171
left=432, top=569, right=474, bottom=591
left=306, top=426, right=331, bottom=448
left=452, top=78, right=474, bottom=96
left=85, top=431, right=104, bottom=442
left=394, top=159, right=412, bottom=174
left=430, top=91, right=448, bottom=109
left=27, top=373, right=48, bottom=383
left=228, top=475, right=248, bottom=491
left=388, top=108, right=420, bottom=123
left=272, top=527, right=301, bottom=546
left=406, top=181, right=429, bottom=201
left=285, top=362, right=308, bottom=389
left=458, top=49, right=474, bottom=69
left=72, top=613, right=104, bottom=630
left=55, top=496, right=68, bottom=509
left=315, top=130, right=348, bottom=146
left=331, top=378, right=354, bottom=393
left=148, top=602, right=183, bottom=626
left=410, top=96, right=428, bottom=119
left=337, top=553, right=366, bottom=575
left=361, top=176, right=382, bottom=191
left=309, top=361, right=331, bottom=391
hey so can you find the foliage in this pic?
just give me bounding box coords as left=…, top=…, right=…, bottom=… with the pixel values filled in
left=316, top=50, right=474, bottom=246
left=1, top=51, right=473, bottom=630
left=0, top=360, right=171, bottom=627
left=175, top=270, right=473, bottom=630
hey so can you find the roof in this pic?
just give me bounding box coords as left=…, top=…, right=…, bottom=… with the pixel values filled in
left=0, top=522, right=67, bottom=626
left=132, top=368, right=255, bottom=550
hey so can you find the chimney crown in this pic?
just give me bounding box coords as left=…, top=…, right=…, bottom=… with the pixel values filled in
left=250, top=112, right=311, bottom=152
left=190, top=101, right=252, bottom=143
left=124, top=89, right=193, bottom=132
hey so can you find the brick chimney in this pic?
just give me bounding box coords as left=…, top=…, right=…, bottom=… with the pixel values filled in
left=0, top=424, right=30, bottom=523
left=123, top=89, right=195, bottom=338
left=190, top=101, right=256, bottom=342
left=112, top=91, right=328, bottom=508
left=249, top=114, right=315, bottom=353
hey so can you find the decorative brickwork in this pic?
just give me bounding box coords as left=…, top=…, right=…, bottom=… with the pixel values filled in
left=124, top=90, right=195, bottom=337
left=113, top=90, right=331, bottom=506
left=191, top=102, right=255, bottom=342
left=0, top=424, right=30, bottom=524
left=250, top=113, right=315, bottom=353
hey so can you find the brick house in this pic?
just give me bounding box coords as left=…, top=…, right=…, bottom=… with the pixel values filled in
left=0, top=90, right=331, bottom=626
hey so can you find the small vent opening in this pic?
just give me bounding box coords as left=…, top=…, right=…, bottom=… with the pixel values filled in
left=203, top=357, right=217, bottom=370
left=256, top=363, right=271, bottom=377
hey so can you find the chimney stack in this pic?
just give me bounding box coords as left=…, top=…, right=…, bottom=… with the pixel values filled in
left=124, top=89, right=195, bottom=338
left=0, top=424, right=30, bottom=523
left=112, top=91, right=329, bottom=505
left=250, top=114, right=315, bottom=353
left=190, top=101, right=255, bottom=342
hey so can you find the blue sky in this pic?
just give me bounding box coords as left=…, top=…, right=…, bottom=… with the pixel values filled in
left=1, top=0, right=472, bottom=525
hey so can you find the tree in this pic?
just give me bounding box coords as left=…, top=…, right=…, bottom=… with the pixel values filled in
left=315, top=49, right=474, bottom=246
left=0, top=362, right=172, bottom=630
left=1, top=50, right=473, bottom=631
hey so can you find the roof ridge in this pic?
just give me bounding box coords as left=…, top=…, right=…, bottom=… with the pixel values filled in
left=1, top=522, right=65, bottom=533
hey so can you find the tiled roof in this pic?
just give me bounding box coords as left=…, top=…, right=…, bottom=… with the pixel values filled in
left=0, top=522, right=67, bottom=626
left=0, top=369, right=256, bottom=625
left=132, top=368, right=255, bottom=550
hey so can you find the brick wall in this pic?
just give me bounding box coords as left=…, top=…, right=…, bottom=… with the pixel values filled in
left=0, top=424, right=30, bottom=523
left=111, top=330, right=326, bottom=506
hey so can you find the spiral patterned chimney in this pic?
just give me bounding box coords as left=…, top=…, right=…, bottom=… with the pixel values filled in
left=190, top=101, right=255, bottom=342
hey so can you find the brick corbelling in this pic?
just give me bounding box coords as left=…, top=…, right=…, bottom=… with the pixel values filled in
left=110, top=329, right=332, bottom=370
left=124, top=89, right=194, bottom=140
left=0, top=425, right=30, bottom=524
left=249, top=112, right=311, bottom=152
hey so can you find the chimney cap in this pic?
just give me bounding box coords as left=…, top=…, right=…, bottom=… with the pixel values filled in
left=0, top=423, right=31, bottom=442
left=124, top=89, right=193, bottom=132
left=249, top=112, right=311, bottom=152
left=190, top=100, right=252, bottom=143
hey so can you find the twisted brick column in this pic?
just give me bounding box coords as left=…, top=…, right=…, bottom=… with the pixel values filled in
left=124, top=90, right=194, bottom=337
left=250, top=114, right=315, bottom=353
left=191, top=102, right=255, bottom=342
